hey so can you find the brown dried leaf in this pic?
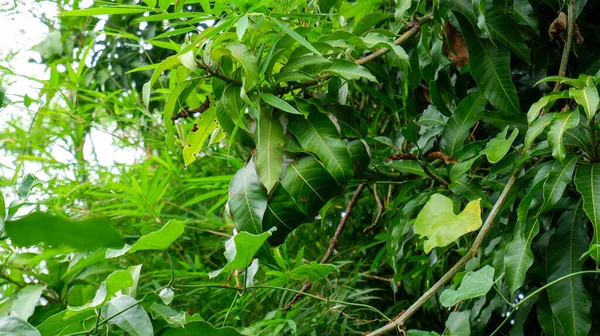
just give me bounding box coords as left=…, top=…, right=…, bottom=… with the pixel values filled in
left=549, top=12, right=584, bottom=44
left=444, top=21, right=469, bottom=67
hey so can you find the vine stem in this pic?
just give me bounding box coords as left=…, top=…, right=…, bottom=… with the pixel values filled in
left=367, top=169, right=520, bottom=335
left=284, top=184, right=367, bottom=310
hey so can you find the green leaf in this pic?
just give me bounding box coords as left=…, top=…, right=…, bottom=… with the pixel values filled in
left=526, top=90, right=570, bottom=124
left=289, top=262, right=338, bottom=282
left=101, top=295, right=153, bottom=336
left=67, top=270, right=134, bottom=317
left=439, top=265, right=495, bottom=307
left=511, top=0, right=538, bottom=31
left=524, top=113, right=553, bottom=149
left=446, top=311, right=471, bottom=336
left=209, top=230, right=273, bottom=278
left=481, top=126, right=519, bottom=163
left=282, top=55, right=331, bottom=72
left=455, top=13, right=521, bottom=116
left=484, top=2, right=530, bottom=63
left=537, top=292, right=563, bottom=336
left=211, top=43, right=259, bottom=96
left=5, top=212, right=123, bottom=250
left=60, top=6, right=148, bottom=16
left=183, top=107, right=219, bottom=166
left=106, top=220, right=186, bottom=258
left=569, top=86, right=599, bottom=123
left=360, top=32, right=408, bottom=61
left=163, top=80, right=194, bottom=151
left=288, top=113, right=353, bottom=184
left=149, top=56, right=181, bottom=88
left=0, top=191, right=5, bottom=222
left=274, top=72, right=314, bottom=84
left=414, top=194, right=482, bottom=253
left=263, top=184, right=313, bottom=247
left=256, top=115, right=284, bottom=192
left=547, top=209, right=592, bottom=336
left=36, top=310, right=96, bottom=336
left=228, top=159, right=267, bottom=234
left=448, top=175, right=493, bottom=208
left=441, top=90, right=487, bottom=156
left=262, top=94, right=301, bottom=115
left=548, top=111, right=580, bottom=161
left=0, top=316, right=40, bottom=336
left=504, top=219, right=539, bottom=294
left=17, top=173, right=41, bottom=198
left=279, top=156, right=341, bottom=216
left=11, top=285, right=45, bottom=321
left=312, top=59, right=377, bottom=82
left=160, top=321, right=243, bottom=336
left=542, top=155, right=578, bottom=211
left=142, top=82, right=151, bottom=108
left=237, top=15, right=248, bottom=41
left=574, top=164, right=600, bottom=266
left=271, top=17, right=322, bottom=56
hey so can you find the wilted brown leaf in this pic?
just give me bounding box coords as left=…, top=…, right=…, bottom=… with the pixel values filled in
left=444, top=21, right=469, bottom=67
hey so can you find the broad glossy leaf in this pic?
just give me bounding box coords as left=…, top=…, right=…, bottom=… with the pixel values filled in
left=101, top=295, right=153, bottom=336
left=263, top=185, right=313, bottom=247
left=312, top=59, right=377, bottom=82
left=67, top=270, right=134, bottom=317
left=211, top=43, right=258, bottom=96
left=237, top=15, right=248, bottom=41
left=346, top=139, right=370, bottom=175
left=106, top=220, right=186, bottom=258
left=5, top=212, right=123, bottom=250
left=537, top=293, right=562, bottom=336
left=256, top=115, right=284, bottom=192
left=526, top=90, right=570, bottom=125
left=574, top=164, right=600, bottom=265
left=511, top=0, right=538, bottom=30
left=11, top=285, right=45, bottom=321
left=570, top=86, right=599, bottom=123
left=484, top=2, right=530, bottom=63
left=288, top=113, right=353, bottom=184
left=262, top=94, right=301, bottom=115
left=182, top=107, right=219, bottom=166
left=547, top=209, right=592, bottom=336
left=446, top=311, right=470, bottom=336
left=542, top=155, right=578, bottom=211
left=289, top=262, right=338, bottom=282
left=271, top=17, right=321, bottom=56
left=60, top=6, right=148, bottom=16
left=448, top=175, right=493, bottom=208
left=441, top=90, right=487, bottom=156
left=524, top=113, right=553, bottom=149
left=0, top=316, right=40, bottom=336
left=160, top=321, right=243, bottom=336
left=280, top=156, right=340, bottom=216
left=282, top=55, right=331, bottom=72
left=481, top=126, right=519, bottom=163
left=36, top=310, right=95, bottom=336
left=149, top=55, right=181, bottom=88
left=548, top=111, right=580, bottom=161
left=414, top=194, right=482, bottom=253
left=440, top=265, right=494, bottom=307
left=360, top=32, right=408, bottom=61
left=504, top=219, right=539, bottom=294
left=456, top=13, right=521, bottom=116
left=564, top=124, right=594, bottom=151
left=228, top=159, right=267, bottom=234
left=209, top=230, right=273, bottom=278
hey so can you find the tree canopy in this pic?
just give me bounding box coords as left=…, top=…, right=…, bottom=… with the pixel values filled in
left=1, top=0, right=600, bottom=335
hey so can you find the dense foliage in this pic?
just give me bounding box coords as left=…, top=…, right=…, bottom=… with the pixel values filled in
left=2, top=0, right=600, bottom=335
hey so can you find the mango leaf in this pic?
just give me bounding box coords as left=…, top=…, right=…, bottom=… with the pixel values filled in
left=60, top=6, right=149, bottom=16
left=526, top=90, right=570, bottom=125
left=524, top=113, right=553, bottom=149
left=271, top=17, right=321, bottom=56
left=456, top=13, right=520, bottom=116
left=0, top=316, right=40, bottom=336
left=263, top=184, right=312, bottom=247
left=484, top=3, right=530, bottom=63
left=548, top=111, right=580, bottom=162
left=163, top=80, right=195, bottom=151
left=360, top=32, right=408, bottom=60
left=183, top=107, right=219, bottom=166
left=446, top=311, right=471, bottom=336
left=5, top=212, right=123, bottom=250
left=569, top=86, right=599, bottom=123
left=10, top=285, right=45, bottom=321
left=574, top=164, right=600, bottom=265
left=228, top=159, right=267, bottom=234
left=280, top=156, right=341, bottom=216
left=106, top=220, right=186, bottom=258
left=289, top=262, right=338, bottom=282
left=504, top=219, right=539, bottom=294
left=288, top=113, right=353, bottom=184
left=211, top=43, right=258, bottom=96
left=441, top=90, right=487, bottom=156
left=237, top=15, right=248, bottom=41
left=36, top=310, right=95, bottom=335
left=160, top=321, right=243, bottom=336
left=282, top=55, right=331, bottom=72
left=209, top=230, right=273, bottom=278
left=262, top=94, right=301, bottom=115
left=312, top=59, right=377, bottom=82
left=537, top=293, right=562, bottom=336
left=413, top=194, right=482, bottom=253
left=448, top=175, right=493, bottom=208
left=439, top=265, right=495, bottom=307
left=256, top=115, right=285, bottom=192
left=67, top=270, right=134, bottom=317
left=17, top=173, right=41, bottom=198
left=101, top=295, right=153, bottom=336
left=481, top=126, right=519, bottom=163
left=547, top=209, right=592, bottom=336
left=541, top=155, right=578, bottom=211
left=511, top=0, right=538, bottom=30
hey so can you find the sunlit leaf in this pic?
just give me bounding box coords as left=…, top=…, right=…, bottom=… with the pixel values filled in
left=0, top=316, right=40, bottom=336
left=548, top=111, right=579, bottom=161
left=209, top=230, right=273, bottom=278
left=101, top=295, right=153, bottom=336
left=211, top=43, right=259, bottom=96
left=262, top=94, right=301, bottom=115
left=439, top=265, right=494, bottom=307
left=255, top=114, right=284, bottom=192
left=67, top=270, right=134, bottom=317
left=569, top=86, right=599, bottom=123
left=183, top=107, right=219, bottom=166
left=481, top=126, right=518, bottom=163
left=106, top=220, right=186, bottom=258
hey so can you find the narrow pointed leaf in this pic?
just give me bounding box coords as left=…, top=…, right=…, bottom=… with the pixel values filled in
left=526, top=90, right=570, bottom=125
left=312, top=59, right=377, bottom=82
left=271, top=17, right=322, bottom=56
left=209, top=230, right=273, bottom=278
left=228, top=159, right=267, bottom=234
left=484, top=3, right=530, bottom=63
left=211, top=43, right=258, bottom=96
left=542, top=155, right=578, bottom=211
left=524, top=113, right=553, bottom=149
left=574, top=164, right=600, bottom=265
left=504, top=219, right=539, bottom=293
left=441, top=90, right=487, bottom=156
left=569, top=86, right=599, bottom=123
left=263, top=184, right=313, bottom=247
left=548, top=111, right=580, bottom=161
left=183, top=107, right=219, bottom=166
left=262, top=94, right=301, bottom=115
left=106, top=220, right=186, bottom=258
left=256, top=115, right=284, bottom=192
left=440, top=265, right=494, bottom=307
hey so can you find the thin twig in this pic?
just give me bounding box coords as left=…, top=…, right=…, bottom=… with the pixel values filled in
left=418, top=161, right=449, bottom=188
left=364, top=184, right=384, bottom=233
left=284, top=184, right=367, bottom=310
left=366, top=169, right=520, bottom=335
left=196, top=60, right=243, bottom=86
left=558, top=0, right=575, bottom=78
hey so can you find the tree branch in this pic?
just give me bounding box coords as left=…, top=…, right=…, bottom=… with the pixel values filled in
left=558, top=0, right=575, bottom=78
left=196, top=60, right=243, bottom=86
left=366, top=169, right=520, bottom=335
left=284, top=184, right=367, bottom=310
